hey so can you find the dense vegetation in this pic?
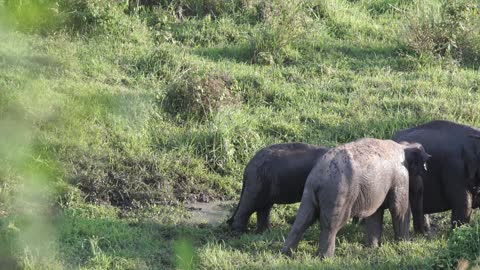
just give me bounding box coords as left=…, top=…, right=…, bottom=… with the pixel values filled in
left=0, top=0, right=480, bottom=269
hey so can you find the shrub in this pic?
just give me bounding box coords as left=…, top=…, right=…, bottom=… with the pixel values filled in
left=134, top=45, right=182, bottom=81
left=188, top=113, right=263, bottom=174
left=434, top=217, right=480, bottom=269
left=404, top=0, right=480, bottom=65
left=162, top=69, right=241, bottom=121
left=249, top=0, right=307, bottom=65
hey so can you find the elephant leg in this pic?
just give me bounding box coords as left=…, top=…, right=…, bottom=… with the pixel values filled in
left=256, top=204, right=273, bottom=233
left=281, top=191, right=317, bottom=256
left=317, top=196, right=351, bottom=258
left=317, top=226, right=340, bottom=259
left=231, top=189, right=260, bottom=232
left=410, top=188, right=427, bottom=234
left=450, top=191, right=473, bottom=228
left=364, top=208, right=384, bottom=247
left=389, top=192, right=410, bottom=241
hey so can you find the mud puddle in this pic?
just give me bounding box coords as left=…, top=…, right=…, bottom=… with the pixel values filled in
left=184, top=200, right=236, bottom=225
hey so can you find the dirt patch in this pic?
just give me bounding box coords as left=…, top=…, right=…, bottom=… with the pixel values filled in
left=185, top=200, right=236, bottom=225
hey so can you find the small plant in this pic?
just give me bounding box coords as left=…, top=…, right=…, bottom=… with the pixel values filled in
left=163, top=69, right=241, bottom=120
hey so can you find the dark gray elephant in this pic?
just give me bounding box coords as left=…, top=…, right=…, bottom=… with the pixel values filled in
left=227, top=143, right=330, bottom=233
left=281, top=138, right=430, bottom=258
left=393, top=120, right=480, bottom=231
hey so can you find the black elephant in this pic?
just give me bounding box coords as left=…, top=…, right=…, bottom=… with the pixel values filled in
left=280, top=138, right=430, bottom=258
left=227, top=143, right=330, bottom=233
left=393, top=120, right=480, bottom=231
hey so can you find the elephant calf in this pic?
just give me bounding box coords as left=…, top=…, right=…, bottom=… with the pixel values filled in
left=281, top=138, right=430, bottom=258
left=227, top=143, right=329, bottom=233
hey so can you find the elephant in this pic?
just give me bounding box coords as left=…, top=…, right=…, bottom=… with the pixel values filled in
left=393, top=120, right=480, bottom=231
left=281, top=138, right=430, bottom=258
left=227, top=143, right=330, bottom=233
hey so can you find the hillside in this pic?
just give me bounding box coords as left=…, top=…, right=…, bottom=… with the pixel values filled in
left=1, top=0, right=480, bottom=269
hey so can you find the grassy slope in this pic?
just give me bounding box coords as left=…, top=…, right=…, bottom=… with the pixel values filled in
left=1, top=0, right=480, bottom=269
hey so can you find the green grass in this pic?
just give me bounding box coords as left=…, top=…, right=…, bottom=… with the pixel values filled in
left=1, top=0, right=480, bottom=269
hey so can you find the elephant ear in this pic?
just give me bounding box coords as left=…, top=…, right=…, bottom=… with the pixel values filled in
left=405, top=144, right=431, bottom=175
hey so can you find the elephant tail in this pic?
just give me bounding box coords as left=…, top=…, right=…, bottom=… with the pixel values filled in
left=227, top=172, right=247, bottom=226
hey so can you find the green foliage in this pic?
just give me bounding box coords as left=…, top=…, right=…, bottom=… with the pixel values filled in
left=3, top=0, right=61, bottom=33
left=133, top=44, right=183, bottom=81
left=363, top=0, right=409, bottom=15
left=307, top=0, right=382, bottom=39
left=130, top=0, right=248, bottom=18
left=250, top=0, right=307, bottom=64
left=168, top=15, right=247, bottom=46
left=434, top=217, right=480, bottom=269
left=188, top=112, right=264, bottom=174
left=404, top=0, right=480, bottom=65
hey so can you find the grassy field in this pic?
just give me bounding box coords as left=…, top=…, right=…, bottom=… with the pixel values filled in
left=1, top=0, right=480, bottom=269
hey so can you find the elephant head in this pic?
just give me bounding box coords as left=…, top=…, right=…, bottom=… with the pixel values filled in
left=402, top=142, right=431, bottom=178
left=401, top=142, right=431, bottom=233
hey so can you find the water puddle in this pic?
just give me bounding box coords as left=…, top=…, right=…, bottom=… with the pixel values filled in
left=184, top=200, right=236, bottom=225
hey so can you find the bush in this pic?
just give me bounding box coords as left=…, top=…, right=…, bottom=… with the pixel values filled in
left=434, top=217, right=480, bottom=269
left=162, top=69, right=241, bottom=121
left=249, top=0, right=307, bottom=65
left=404, top=0, right=480, bottom=65
left=188, top=113, right=263, bottom=174
left=61, top=0, right=152, bottom=44
left=134, top=45, right=183, bottom=81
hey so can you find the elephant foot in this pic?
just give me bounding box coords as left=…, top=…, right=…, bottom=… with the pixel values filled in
left=256, top=223, right=272, bottom=234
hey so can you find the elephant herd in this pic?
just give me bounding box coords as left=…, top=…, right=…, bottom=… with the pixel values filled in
left=226, top=120, right=480, bottom=258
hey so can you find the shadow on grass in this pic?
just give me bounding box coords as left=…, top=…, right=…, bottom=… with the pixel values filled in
left=52, top=206, right=446, bottom=270
left=192, top=40, right=417, bottom=74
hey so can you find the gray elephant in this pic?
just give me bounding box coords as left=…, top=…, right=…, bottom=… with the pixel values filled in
left=281, top=138, right=430, bottom=258
left=227, top=143, right=330, bottom=233
left=393, top=120, right=480, bottom=231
